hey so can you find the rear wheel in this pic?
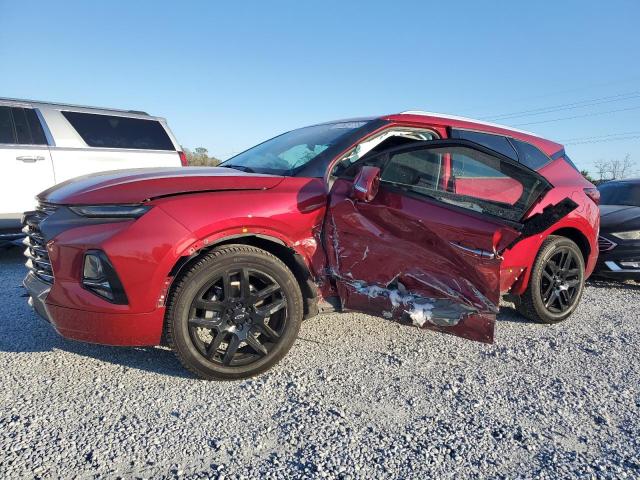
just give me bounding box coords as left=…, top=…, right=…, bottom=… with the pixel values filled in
left=166, top=245, right=303, bottom=380
left=516, top=236, right=585, bottom=324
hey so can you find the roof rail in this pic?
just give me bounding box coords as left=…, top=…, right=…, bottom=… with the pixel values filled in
left=398, top=110, right=540, bottom=138
left=0, top=97, right=150, bottom=116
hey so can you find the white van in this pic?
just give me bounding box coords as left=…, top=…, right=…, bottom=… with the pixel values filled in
left=0, top=98, right=185, bottom=238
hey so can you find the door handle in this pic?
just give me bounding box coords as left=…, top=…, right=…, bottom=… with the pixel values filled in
left=16, top=156, right=45, bottom=163
left=450, top=242, right=496, bottom=259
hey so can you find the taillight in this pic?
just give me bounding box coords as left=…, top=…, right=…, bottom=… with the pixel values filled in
left=584, top=187, right=600, bottom=205
left=179, top=151, right=188, bottom=166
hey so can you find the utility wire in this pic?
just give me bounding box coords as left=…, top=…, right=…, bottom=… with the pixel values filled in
left=511, top=105, right=640, bottom=126
left=460, top=76, right=640, bottom=116
left=482, top=92, right=640, bottom=121
left=564, top=135, right=640, bottom=146
left=560, top=131, right=640, bottom=142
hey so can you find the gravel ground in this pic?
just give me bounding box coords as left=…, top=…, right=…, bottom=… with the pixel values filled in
left=1, top=246, right=639, bottom=479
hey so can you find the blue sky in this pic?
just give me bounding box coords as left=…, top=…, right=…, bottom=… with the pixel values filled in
left=1, top=0, right=639, bottom=172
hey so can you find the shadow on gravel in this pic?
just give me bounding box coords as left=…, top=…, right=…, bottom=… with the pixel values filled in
left=587, top=277, right=640, bottom=291
left=495, top=306, right=534, bottom=325
left=0, top=246, right=194, bottom=379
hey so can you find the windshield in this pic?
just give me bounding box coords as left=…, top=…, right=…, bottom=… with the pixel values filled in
left=220, top=121, right=370, bottom=176
left=598, top=182, right=640, bottom=207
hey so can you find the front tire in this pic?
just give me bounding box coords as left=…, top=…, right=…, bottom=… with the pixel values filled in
left=166, top=244, right=303, bottom=380
left=516, top=236, right=585, bottom=324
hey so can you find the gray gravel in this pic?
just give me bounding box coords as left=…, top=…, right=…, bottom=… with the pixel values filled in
left=1, top=246, right=639, bottom=479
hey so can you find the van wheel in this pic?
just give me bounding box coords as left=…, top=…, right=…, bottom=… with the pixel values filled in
left=166, top=244, right=303, bottom=380
left=516, top=236, right=585, bottom=324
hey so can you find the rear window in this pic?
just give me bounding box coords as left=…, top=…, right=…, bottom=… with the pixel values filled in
left=62, top=111, right=174, bottom=150
left=0, top=106, right=47, bottom=145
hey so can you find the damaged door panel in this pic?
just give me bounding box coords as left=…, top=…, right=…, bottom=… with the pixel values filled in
left=325, top=140, right=554, bottom=343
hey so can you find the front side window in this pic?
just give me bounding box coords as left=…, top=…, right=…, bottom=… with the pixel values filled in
left=380, top=145, right=549, bottom=222
left=220, top=121, right=370, bottom=176
left=62, top=111, right=174, bottom=150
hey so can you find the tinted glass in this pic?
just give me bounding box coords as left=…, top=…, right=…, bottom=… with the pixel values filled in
left=382, top=146, right=548, bottom=222
left=511, top=139, right=551, bottom=170
left=24, top=108, right=47, bottom=145
left=12, top=107, right=33, bottom=144
left=221, top=121, right=369, bottom=176
left=598, top=182, right=640, bottom=207
left=382, top=150, right=442, bottom=189
left=451, top=130, right=518, bottom=160
left=0, top=107, right=14, bottom=144
left=62, top=111, right=174, bottom=150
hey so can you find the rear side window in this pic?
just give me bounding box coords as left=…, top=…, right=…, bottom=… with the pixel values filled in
left=0, top=107, right=47, bottom=145
left=62, top=111, right=174, bottom=150
left=511, top=139, right=551, bottom=170
left=450, top=130, right=518, bottom=161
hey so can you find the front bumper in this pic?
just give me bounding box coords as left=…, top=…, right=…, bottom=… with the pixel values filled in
left=23, top=271, right=53, bottom=323
left=593, top=237, right=640, bottom=281
left=24, top=271, right=167, bottom=346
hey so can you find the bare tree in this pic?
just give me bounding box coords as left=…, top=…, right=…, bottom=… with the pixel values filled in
left=593, top=154, right=635, bottom=181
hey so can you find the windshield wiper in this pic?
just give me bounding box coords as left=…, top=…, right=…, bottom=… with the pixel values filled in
left=220, top=164, right=255, bottom=173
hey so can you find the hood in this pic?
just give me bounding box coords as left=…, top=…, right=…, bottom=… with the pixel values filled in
left=599, top=204, right=640, bottom=232
left=38, top=167, right=285, bottom=205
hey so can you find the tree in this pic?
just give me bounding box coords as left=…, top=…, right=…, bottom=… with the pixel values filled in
left=580, top=170, right=595, bottom=183
left=593, top=154, right=635, bottom=181
left=182, top=147, right=220, bottom=167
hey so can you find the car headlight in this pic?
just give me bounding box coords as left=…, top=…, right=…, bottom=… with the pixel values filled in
left=70, top=205, right=150, bottom=218
left=610, top=230, right=640, bottom=240
left=82, top=251, right=128, bottom=304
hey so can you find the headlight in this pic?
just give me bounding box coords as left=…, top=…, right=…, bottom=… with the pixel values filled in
left=70, top=205, right=150, bottom=218
left=82, top=251, right=128, bottom=304
left=611, top=230, right=640, bottom=240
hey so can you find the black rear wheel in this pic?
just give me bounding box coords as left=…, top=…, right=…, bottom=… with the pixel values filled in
left=166, top=245, right=303, bottom=380
left=516, top=236, right=585, bottom=324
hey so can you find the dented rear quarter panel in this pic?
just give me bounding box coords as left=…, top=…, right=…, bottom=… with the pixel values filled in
left=500, top=158, right=599, bottom=295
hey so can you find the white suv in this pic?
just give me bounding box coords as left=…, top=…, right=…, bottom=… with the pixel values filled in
left=0, top=98, right=185, bottom=238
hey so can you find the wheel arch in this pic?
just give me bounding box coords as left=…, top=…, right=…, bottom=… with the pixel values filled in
left=549, top=226, right=591, bottom=266
left=165, top=234, right=320, bottom=323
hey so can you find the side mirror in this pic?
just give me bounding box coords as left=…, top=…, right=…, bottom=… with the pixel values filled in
left=352, top=166, right=381, bottom=202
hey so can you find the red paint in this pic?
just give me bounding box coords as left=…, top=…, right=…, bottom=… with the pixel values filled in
left=32, top=112, right=599, bottom=347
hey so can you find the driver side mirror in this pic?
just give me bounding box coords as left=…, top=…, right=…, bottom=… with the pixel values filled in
left=352, top=166, right=381, bottom=202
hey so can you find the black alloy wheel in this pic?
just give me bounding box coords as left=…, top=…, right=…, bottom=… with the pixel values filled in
left=539, top=246, right=581, bottom=314
left=166, top=245, right=303, bottom=380
left=516, top=235, right=585, bottom=324
left=188, top=267, right=287, bottom=367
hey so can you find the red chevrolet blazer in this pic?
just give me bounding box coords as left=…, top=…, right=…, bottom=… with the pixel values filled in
left=23, top=111, right=600, bottom=379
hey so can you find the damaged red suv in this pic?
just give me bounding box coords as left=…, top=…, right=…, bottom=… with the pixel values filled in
left=23, top=112, right=599, bottom=379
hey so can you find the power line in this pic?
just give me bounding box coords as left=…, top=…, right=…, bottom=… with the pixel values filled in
left=560, top=131, right=640, bottom=142
left=564, top=135, right=640, bottom=146
left=459, top=76, right=640, bottom=116
left=482, top=92, right=640, bottom=121
left=511, top=105, right=640, bottom=126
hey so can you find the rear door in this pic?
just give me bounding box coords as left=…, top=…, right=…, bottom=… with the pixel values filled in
left=48, top=110, right=181, bottom=183
left=0, top=105, right=55, bottom=216
left=324, top=140, right=551, bottom=342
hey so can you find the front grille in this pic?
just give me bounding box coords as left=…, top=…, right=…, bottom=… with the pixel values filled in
left=22, top=203, right=57, bottom=284
left=598, top=235, right=617, bottom=252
